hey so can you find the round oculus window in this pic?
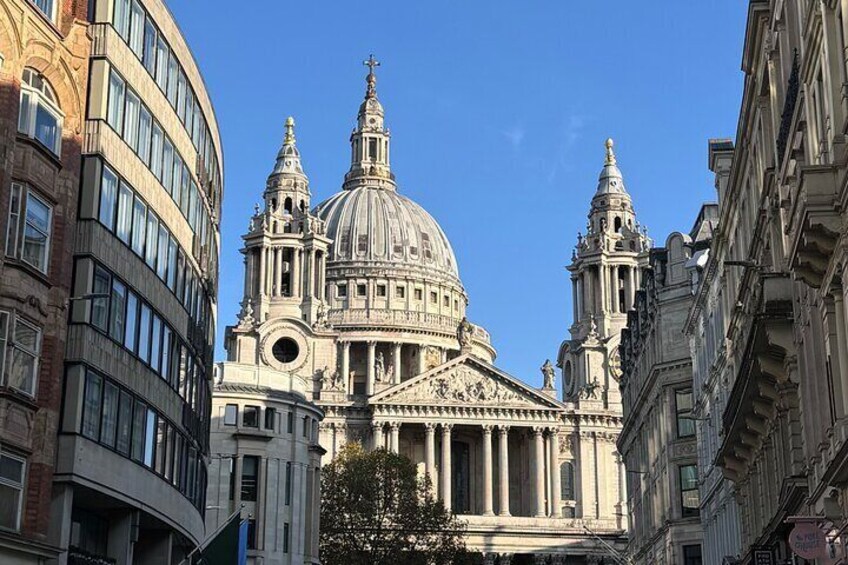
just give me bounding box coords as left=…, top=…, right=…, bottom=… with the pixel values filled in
left=272, top=337, right=300, bottom=364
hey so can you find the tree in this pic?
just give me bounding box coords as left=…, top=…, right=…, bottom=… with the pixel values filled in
left=320, top=443, right=469, bottom=565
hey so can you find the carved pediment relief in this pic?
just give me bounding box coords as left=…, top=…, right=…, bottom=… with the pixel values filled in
left=372, top=355, right=563, bottom=410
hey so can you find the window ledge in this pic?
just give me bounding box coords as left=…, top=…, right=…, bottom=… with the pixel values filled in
left=0, top=386, right=39, bottom=411
left=3, top=257, right=52, bottom=290
left=15, top=133, right=63, bottom=171
left=233, top=427, right=274, bottom=440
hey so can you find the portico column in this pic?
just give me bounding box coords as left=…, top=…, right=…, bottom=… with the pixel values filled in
left=340, top=342, right=350, bottom=394
left=498, top=426, right=510, bottom=517
left=424, top=423, right=437, bottom=493
left=258, top=248, right=266, bottom=296
left=389, top=422, right=400, bottom=453
left=533, top=427, right=546, bottom=517
left=597, top=265, right=606, bottom=317
left=366, top=341, right=376, bottom=396
left=571, top=278, right=579, bottom=322
left=549, top=429, right=561, bottom=517
left=611, top=264, right=619, bottom=312
left=274, top=247, right=282, bottom=295
left=481, top=425, right=494, bottom=516
left=292, top=248, right=301, bottom=297
left=371, top=422, right=384, bottom=451
left=393, top=343, right=402, bottom=384
left=441, top=424, right=453, bottom=511
left=307, top=248, right=316, bottom=298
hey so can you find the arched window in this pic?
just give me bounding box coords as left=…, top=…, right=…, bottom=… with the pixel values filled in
left=614, top=216, right=622, bottom=233
left=18, top=68, right=62, bottom=155
left=300, top=200, right=306, bottom=212
left=284, top=197, right=293, bottom=214
left=560, top=461, right=575, bottom=500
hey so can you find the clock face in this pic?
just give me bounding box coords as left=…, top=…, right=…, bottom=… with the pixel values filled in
left=609, top=349, right=622, bottom=382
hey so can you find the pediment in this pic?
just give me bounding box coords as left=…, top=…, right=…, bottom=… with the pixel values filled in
left=370, top=354, right=565, bottom=410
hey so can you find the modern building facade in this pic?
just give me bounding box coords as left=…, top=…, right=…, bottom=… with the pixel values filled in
left=211, top=60, right=631, bottom=563
left=618, top=206, right=716, bottom=565
left=0, top=1, right=91, bottom=563
left=0, top=0, right=223, bottom=563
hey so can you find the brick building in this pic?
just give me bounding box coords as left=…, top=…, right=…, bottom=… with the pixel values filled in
left=0, top=1, right=223, bottom=563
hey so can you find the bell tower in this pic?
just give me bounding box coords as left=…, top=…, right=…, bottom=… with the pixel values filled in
left=227, top=117, right=332, bottom=365
left=558, top=138, right=650, bottom=408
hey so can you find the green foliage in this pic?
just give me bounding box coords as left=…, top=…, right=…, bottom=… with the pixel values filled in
left=320, top=443, right=468, bottom=565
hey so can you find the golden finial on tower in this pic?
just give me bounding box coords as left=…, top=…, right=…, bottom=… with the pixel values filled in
left=363, top=54, right=380, bottom=99
left=605, top=138, right=616, bottom=166
left=284, top=116, right=296, bottom=145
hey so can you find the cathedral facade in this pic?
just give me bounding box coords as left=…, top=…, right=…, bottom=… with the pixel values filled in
left=211, top=60, right=637, bottom=563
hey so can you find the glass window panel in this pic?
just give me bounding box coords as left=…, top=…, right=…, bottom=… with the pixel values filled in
left=143, top=409, right=156, bottom=467
left=176, top=71, right=186, bottom=121
left=123, top=91, right=140, bottom=151
left=180, top=165, right=190, bottom=215
left=113, top=0, right=131, bottom=40
left=142, top=19, right=156, bottom=75
left=34, top=104, right=59, bottom=154
left=162, top=141, right=174, bottom=194
left=131, top=197, right=146, bottom=256
left=138, top=106, right=152, bottom=165
left=107, top=72, right=125, bottom=134
left=116, top=389, right=133, bottom=456
left=109, top=279, right=127, bottom=342
left=155, top=419, right=167, bottom=474
left=99, top=165, right=118, bottom=231
left=157, top=224, right=168, bottom=279
left=155, top=36, right=168, bottom=89
left=167, top=52, right=178, bottom=106
left=116, top=182, right=133, bottom=244
left=82, top=371, right=102, bottom=440
left=0, top=454, right=23, bottom=484
left=150, top=315, right=161, bottom=374
left=124, top=291, right=138, bottom=352
left=6, top=184, right=21, bottom=259
left=91, top=266, right=110, bottom=332
left=131, top=400, right=145, bottom=462
left=151, top=122, right=163, bottom=180
left=161, top=326, right=171, bottom=383
left=171, top=155, right=182, bottom=205
left=129, top=0, right=144, bottom=56
left=242, top=406, right=258, bottom=428
left=17, top=91, right=31, bottom=136
left=137, top=304, right=151, bottom=363
left=145, top=213, right=158, bottom=268
left=22, top=192, right=51, bottom=272
left=224, top=404, right=237, bottom=426
left=100, top=381, right=119, bottom=448
left=167, top=238, right=178, bottom=290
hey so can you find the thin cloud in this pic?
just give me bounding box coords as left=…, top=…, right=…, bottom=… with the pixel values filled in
left=546, top=114, right=586, bottom=184
left=502, top=125, right=525, bottom=150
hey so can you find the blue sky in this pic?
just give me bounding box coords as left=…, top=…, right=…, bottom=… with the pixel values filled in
left=169, top=1, right=748, bottom=387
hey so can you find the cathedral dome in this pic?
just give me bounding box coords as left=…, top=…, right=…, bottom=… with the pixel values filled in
left=313, top=186, right=461, bottom=284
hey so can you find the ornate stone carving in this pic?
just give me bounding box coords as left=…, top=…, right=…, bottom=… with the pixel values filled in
left=312, top=301, right=331, bottom=330
left=388, top=366, right=535, bottom=406
left=457, top=316, right=474, bottom=349
left=375, top=352, right=386, bottom=382
left=580, top=377, right=601, bottom=399
left=237, top=298, right=255, bottom=328
left=541, top=359, right=556, bottom=389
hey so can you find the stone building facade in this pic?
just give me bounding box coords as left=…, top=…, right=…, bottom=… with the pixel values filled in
left=0, top=1, right=90, bottom=563
left=212, top=61, right=631, bottom=563
left=618, top=206, right=716, bottom=565
left=685, top=0, right=848, bottom=562
left=684, top=140, right=743, bottom=565
left=0, top=0, right=223, bottom=563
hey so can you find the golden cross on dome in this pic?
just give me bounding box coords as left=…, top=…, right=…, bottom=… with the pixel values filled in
left=363, top=54, right=380, bottom=73
left=363, top=54, right=380, bottom=99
